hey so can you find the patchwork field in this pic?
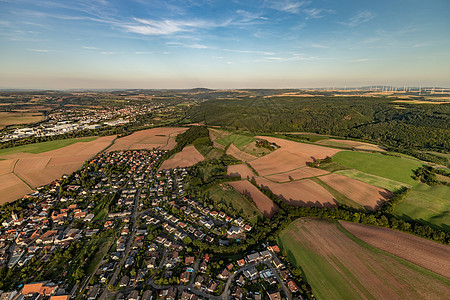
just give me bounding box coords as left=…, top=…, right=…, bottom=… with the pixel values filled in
left=250, top=136, right=341, bottom=176
left=216, top=134, right=255, bottom=148
left=227, top=163, right=256, bottom=180
left=107, top=127, right=187, bottom=152
left=226, top=143, right=258, bottom=162
left=228, top=180, right=279, bottom=217
left=278, top=218, right=450, bottom=300
left=0, top=111, right=44, bottom=129
left=206, top=184, right=262, bottom=224
left=316, top=139, right=386, bottom=152
left=264, top=167, right=329, bottom=183
left=159, top=145, right=204, bottom=170
left=0, top=136, right=115, bottom=203
left=318, top=174, right=394, bottom=210
left=332, top=151, right=422, bottom=186
left=256, top=177, right=337, bottom=207
left=335, top=169, right=407, bottom=192
left=340, top=221, right=450, bottom=278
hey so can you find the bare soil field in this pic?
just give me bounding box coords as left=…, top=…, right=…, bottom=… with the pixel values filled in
left=279, top=218, right=450, bottom=300
left=0, top=173, right=32, bottom=205
left=228, top=180, right=279, bottom=217
left=227, top=164, right=256, bottom=180
left=316, top=139, right=386, bottom=152
left=159, top=145, right=204, bottom=170
left=226, top=143, right=258, bottom=162
left=319, top=174, right=393, bottom=210
left=340, top=221, right=450, bottom=278
left=264, top=167, right=329, bottom=182
left=107, top=127, right=187, bottom=152
left=250, top=136, right=341, bottom=176
left=0, top=136, right=115, bottom=203
left=256, top=177, right=336, bottom=207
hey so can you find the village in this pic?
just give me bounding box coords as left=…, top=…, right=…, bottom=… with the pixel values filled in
left=0, top=149, right=302, bottom=300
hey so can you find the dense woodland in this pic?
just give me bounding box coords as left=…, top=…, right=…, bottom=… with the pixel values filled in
left=188, top=96, right=450, bottom=163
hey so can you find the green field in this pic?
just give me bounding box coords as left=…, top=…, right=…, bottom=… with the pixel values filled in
left=0, top=137, right=98, bottom=157
left=278, top=218, right=450, bottom=300
left=193, top=136, right=224, bottom=160
left=394, top=185, right=450, bottom=230
left=206, top=184, right=262, bottom=225
left=335, top=169, right=408, bottom=192
left=215, top=134, right=255, bottom=148
left=333, top=151, right=422, bottom=186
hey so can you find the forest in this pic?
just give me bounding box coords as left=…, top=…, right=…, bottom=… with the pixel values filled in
left=188, top=96, right=450, bottom=163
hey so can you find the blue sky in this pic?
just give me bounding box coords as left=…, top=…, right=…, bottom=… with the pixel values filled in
left=1, top=0, right=449, bottom=89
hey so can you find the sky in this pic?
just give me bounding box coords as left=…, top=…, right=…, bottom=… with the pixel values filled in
left=0, top=0, right=449, bottom=89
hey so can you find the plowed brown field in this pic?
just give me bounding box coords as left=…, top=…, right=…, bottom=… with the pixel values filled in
left=256, top=177, right=336, bottom=207
left=340, top=221, right=450, bottom=278
left=107, top=127, right=187, bottom=152
left=279, top=218, right=450, bottom=300
left=227, top=164, right=256, bottom=180
left=264, top=167, right=329, bottom=182
left=159, top=146, right=204, bottom=170
left=319, top=174, right=393, bottom=210
left=229, top=180, right=279, bottom=217
left=250, top=136, right=341, bottom=176
left=0, top=173, right=32, bottom=205
left=226, top=143, right=257, bottom=162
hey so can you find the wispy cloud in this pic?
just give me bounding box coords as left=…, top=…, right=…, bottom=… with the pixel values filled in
left=346, top=58, right=369, bottom=62
left=266, top=0, right=308, bottom=14
left=27, top=48, right=52, bottom=52
left=135, top=51, right=153, bottom=55
left=123, top=18, right=216, bottom=35
left=341, top=10, right=375, bottom=27
left=167, top=42, right=209, bottom=49
left=83, top=46, right=99, bottom=50
left=100, top=51, right=116, bottom=55
left=223, top=48, right=275, bottom=55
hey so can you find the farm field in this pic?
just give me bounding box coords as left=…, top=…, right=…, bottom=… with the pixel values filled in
left=227, top=163, right=256, bottom=180
left=318, top=173, right=393, bottom=210
left=0, top=137, right=98, bottom=157
left=335, top=169, right=407, bottom=192
left=206, top=184, right=262, bottom=224
left=215, top=134, right=255, bottom=148
left=255, top=177, right=337, bottom=207
left=0, top=111, right=44, bottom=129
left=394, top=185, right=450, bottom=230
left=225, top=143, right=258, bottom=162
left=0, top=135, right=115, bottom=203
left=340, top=221, right=450, bottom=278
left=159, top=145, right=204, bottom=170
left=278, top=218, right=450, bottom=300
left=228, top=180, right=279, bottom=218
left=107, top=127, right=187, bottom=152
left=250, top=136, right=341, bottom=176
left=264, top=167, right=329, bottom=183
left=332, top=151, right=422, bottom=186
left=316, top=139, right=386, bottom=152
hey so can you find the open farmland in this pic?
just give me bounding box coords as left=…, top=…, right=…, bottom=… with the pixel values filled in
left=0, top=111, right=44, bottom=129
left=228, top=180, right=279, bottom=217
left=278, top=218, right=450, bottom=300
left=206, top=184, right=262, bottom=224
left=264, top=166, right=329, bottom=183
left=340, top=221, right=450, bottom=278
left=159, top=145, right=204, bottom=170
left=256, top=177, right=336, bottom=207
left=318, top=173, right=394, bottom=210
left=0, top=136, right=116, bottom=203
left=316, top=139, right=386, bottom=152
left=216, top=133, right=255, bottom=148
left=107, top=127, right=187, bottom=152
left=227, top=163, right=256, bottom=180
left=250, top=136, right=341, bottom=176
left=225, top=143, right=258, bottom=162
left=332, top=151, right=422, bottom=186
left=335, top=169, right=406, bottom=192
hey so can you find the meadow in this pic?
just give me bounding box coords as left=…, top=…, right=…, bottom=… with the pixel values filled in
left=215, top=134, right=255, bottom=148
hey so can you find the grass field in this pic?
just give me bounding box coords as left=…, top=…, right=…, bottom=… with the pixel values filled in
left=335, top=169, right=407, bottom=192
left=193, top=137, right=224, bottom=160
left=0, top=137, right=98, bottom=157
left=206, top=184, right=262, bottom=224
left=216, top=134, right=255, bottom=148
left=0, top=111, right=44, bottom=128
left=394, top=185, right=450, bottom=231
left=332, top=151, right=422, bottom=186
left=278, top=218, right=450, bottom=300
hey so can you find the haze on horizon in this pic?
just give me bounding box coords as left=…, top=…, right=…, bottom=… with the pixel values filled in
left=0, top=0, right=449, bottom=90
